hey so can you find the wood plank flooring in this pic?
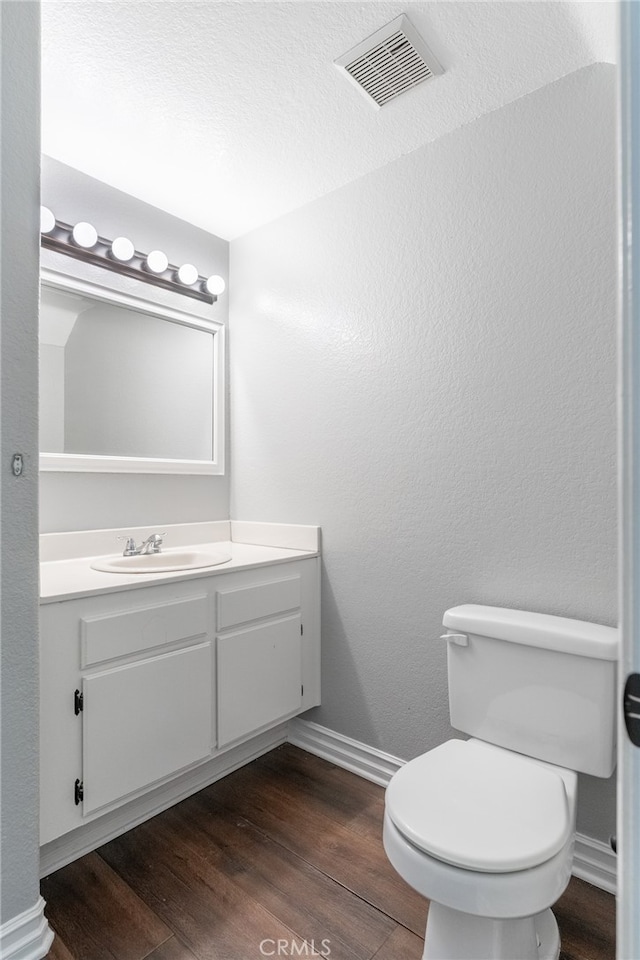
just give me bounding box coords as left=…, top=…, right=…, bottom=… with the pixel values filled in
left=42, top=744, right=615, bottom=960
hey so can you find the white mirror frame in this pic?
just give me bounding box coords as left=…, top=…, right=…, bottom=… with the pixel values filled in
left=39, top=268, right=225, bottom=474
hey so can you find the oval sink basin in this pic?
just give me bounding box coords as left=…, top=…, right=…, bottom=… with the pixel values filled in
left=91, top=548, right=232, bottom=574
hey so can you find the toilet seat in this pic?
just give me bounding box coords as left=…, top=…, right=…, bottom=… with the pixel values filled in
left=385, top=739, right=571, bottom=873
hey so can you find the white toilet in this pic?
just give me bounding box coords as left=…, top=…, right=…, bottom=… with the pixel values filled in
left=383, top=604, right=618, bottom=960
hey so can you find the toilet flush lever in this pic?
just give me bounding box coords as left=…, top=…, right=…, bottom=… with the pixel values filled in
left=438, top=633, right=469, bottom=647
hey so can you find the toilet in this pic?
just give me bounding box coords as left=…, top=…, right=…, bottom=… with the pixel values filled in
left=383, top=604, right=618, bottom=960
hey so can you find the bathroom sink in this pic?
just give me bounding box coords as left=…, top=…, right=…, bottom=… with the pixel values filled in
left=91, top=548, right=232, bottom=574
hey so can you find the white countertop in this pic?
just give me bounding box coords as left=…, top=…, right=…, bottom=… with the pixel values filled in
left=40, top=524, right=319, bottom=604
left=40, top=541, right=318, bottom=603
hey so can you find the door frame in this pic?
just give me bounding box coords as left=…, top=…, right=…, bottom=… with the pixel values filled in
left=618, top=2, right=640, bottom=956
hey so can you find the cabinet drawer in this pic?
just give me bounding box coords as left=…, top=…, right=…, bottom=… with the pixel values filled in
left=217, top=616, right=302, bottom=747
left=81, top=595, right=208, bottom=666
left=216, top=576, right=300, bottom=631
left=82, top=642, right=213, bottom=814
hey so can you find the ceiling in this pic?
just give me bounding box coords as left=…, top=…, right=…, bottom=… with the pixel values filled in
left=41, top=1, right=617, bottom=241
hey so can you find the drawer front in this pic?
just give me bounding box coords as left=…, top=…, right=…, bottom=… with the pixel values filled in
left=216, top=576, right=301, bottom=631
left=217, top=616, right=302, bottom=747
left=81, top=595, right=209, bottom=667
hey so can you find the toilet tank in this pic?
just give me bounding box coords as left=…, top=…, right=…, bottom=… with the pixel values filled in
left=442, top=605, right=619, bottom=777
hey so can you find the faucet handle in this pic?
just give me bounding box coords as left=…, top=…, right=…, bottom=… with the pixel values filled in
left=117, top=535, right=138, bottom=556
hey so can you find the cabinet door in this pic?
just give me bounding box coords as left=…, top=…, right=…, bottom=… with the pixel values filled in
left=217, top=616, right=302, bottom=747
left=82, top=642, right=212, bottom=814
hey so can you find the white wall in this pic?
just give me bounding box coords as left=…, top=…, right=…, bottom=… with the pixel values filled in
left=40, top=157, right=230, bottom=532
left=230, top=64, right=618, bottom=842
left=39, top=343, right=64, bottom=452
left=0, top=0, right=48, bottom=945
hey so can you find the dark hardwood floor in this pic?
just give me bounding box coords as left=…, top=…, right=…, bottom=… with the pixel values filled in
left=42, top=744, right=615, bottom=960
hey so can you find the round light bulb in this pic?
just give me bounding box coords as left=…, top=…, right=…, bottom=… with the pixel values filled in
left=40, top=206, right=56, bottom=235
left=110, top=236, right=135, bottom=262
left=145, top=250, right=169, bottom=274
left=177, top=263, right=198, bottom=286
left=72, top=221, right=98, bottom=249
left=205, top=275, right=225, bottom=296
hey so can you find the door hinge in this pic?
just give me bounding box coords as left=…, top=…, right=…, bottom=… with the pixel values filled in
left=301, top=684, right=304, bottom=697
left=74, top=689, right=84, bottom=715
left=74, top=779, right=84, bottom=805
left=623, top=673, right=640, bottom=746
left=300, top=624, right=304, bottom=635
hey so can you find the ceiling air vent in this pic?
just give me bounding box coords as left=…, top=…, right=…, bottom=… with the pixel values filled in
left=335, top=14, right=442, bottom=109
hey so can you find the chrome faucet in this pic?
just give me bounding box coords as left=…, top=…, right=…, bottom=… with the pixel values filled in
left=119, top=533, right=165, bottom=556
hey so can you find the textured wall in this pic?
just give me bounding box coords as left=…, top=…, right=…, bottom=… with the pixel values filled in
left=40, top=157, right=230, bottom=532
left=230, top=64, right=618, bottom=842
left=40, top=343, right=65, bottom=452
left=40, top=1, right=613, bottom=239
left=0, top=0, right=43, bottom=926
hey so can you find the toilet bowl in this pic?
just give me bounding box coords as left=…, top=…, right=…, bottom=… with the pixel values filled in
left=382, top=605, right=618, bottom=960
left=384, top=740, right=577, bottom=960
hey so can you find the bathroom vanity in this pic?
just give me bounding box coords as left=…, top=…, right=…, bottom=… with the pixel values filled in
left=39, top=522, right=320, bottom=873
left=36, top=272, right=321, bottom=873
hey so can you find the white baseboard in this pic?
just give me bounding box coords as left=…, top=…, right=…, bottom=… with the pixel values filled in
left=40, top=723, right=288, bottom=877
left=0, top=897, right=53, bottom=960
left=572, top=833, right=617, bottom=894
left=288, top=718, right=403, bottom=785
left=287, top=719, right=618, bottom=895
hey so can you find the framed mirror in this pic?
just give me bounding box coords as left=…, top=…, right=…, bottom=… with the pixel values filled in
left=39, top=269, right=225, bottom=473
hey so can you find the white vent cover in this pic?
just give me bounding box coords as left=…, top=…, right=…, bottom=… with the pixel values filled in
left=335, top=15, right=442, bottom=109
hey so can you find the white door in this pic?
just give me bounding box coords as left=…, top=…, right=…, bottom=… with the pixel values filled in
left=618, top=4, right=640, bottom=956
left=217, top=615, right=302, bottom=747
left=82, top=643, right=213, bottom=813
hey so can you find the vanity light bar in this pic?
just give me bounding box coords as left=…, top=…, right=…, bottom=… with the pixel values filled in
left=40, top=210, right=225, bottom=305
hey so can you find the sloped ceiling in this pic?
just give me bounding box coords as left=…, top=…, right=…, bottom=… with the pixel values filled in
left=41, top=1, right=616, bottom=240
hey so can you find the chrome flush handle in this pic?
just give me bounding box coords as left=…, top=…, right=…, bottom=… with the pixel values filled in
left=437, top=633, right=469, bottom=647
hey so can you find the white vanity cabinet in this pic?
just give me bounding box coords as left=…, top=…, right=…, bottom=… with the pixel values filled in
left=216, top=571, right=304, bottom=746
left=81, top=609, right=213, bottom=815
left=40, top=557, right=320, bottom=848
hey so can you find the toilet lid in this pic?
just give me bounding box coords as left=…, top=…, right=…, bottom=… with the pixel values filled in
left=385, top=739, right=571, bottom=873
